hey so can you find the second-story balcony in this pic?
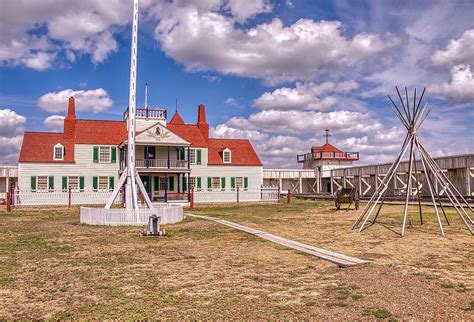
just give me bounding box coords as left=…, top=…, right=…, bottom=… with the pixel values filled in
left=123, top=107, right=167, bottom=120
left=120, top=158, right=190, bottom=172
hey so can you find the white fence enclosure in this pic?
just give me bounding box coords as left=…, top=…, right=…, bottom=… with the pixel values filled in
left=193, top=186, right=279, bottom=203
left=13, top=190, right=123, bottom=207
left=80, top=204, right=184, bottom=226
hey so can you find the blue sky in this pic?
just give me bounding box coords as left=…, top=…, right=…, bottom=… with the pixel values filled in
left=0, top=0, right=473, bottom=167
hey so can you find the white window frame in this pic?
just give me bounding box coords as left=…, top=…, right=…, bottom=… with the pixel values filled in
left=159, top=177, right=167, bottom=191
left=189, top=177, right=196, bottom=190
left=36, top=176, right=49, bottom=192
left=53, top=143, right=64, bottom=161
left=98, top=176, right=109, bottom=191
left=188, top=149, right=196, bottom=164
left=235, top=177, right=243, bottom=188
left=68, top=176, right=79, bottom=192
left=99, top=146, right=111, bottom=163
left=212, top=177, right=220, bottom=189
left=223, top=148, right=231, bottom=163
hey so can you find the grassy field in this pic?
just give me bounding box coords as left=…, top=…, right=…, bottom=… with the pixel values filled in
left=0, top=200, right=473, bottom=319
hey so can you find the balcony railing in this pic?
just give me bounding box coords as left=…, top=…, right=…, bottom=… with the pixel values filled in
left=297, top=152, right=359, bottom=162
left=127, top=159, right=189, bottom=170
left=123, top=108, right=167, bottom=120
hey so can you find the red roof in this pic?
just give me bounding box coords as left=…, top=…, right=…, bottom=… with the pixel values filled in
left=19, top=120, right=127, bottom=163
left=312, top=143, right=343, bottom=153
left=169, top=111, right=185, bottom=125
left=208, top=139, right=262, bottom=166
left=166, top=124, right=208, bottom=147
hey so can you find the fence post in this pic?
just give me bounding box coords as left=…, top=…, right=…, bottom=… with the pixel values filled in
left=277, top=186, right=281, bottom=203
left=6, top=191, right=11, bottom=212
left=68, top=188, right=72, bottom=208
left=237, top=186, right=240, bottom=203
left=260, top=185, right=263, bottom=201
left=190, top=188, right=194, bottom=209
left=287, top=188, right=291, bottom=204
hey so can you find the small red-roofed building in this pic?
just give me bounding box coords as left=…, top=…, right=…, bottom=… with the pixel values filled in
left=18, top=97, right=263, bottom=202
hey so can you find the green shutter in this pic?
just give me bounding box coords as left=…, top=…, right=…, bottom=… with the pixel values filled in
left=62, top=176, right=67, bottom=191
left=154, top=176, right=159, bottom=191
left=231, top=177, right=235, bottom=189
left=79, top=176, right=85, bottom=191
left=244, top=177, right=249, bottom=189
left=169, top=176, right=174, bottom=191
left=31, top=176, right=36, bottom=191
left=111, top=147, right=117, bottom=163
left=48, top=176, right=54, bottom=191
left=93, top=176, right=98, bottom=190
left=197, top=149, right=202, bottom=164
left=197, top=177, right=201, bottom=189
left=109, top=176, right=114, bottom=190
left=180, top=149, right=185, bottom=160
left=207, top=177, right=211, bottom=189
left=221, top=177, right=225, bottom=189
left=183, top=176, right=187, bottom=191
left=93, top=146, right=99, bottom=163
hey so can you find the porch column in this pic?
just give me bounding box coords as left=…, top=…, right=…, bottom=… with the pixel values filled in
left=164, top=174, right=168, bottom=202
left=177, top=173, right=181, bottom=193
left=187, top=147, right=190, bottom=169
left=167, top=146, right=170, bottom=169
left=148, top=174, right=152, bottom=199
left=187, top=172, right=191, bottom=202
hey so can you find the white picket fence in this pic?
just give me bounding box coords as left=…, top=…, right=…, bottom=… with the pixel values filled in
left=80, top=204, right=184, bottom=226
left=193, top=186, right=279, bottom=203
left=13, top=190, right=123, bottom=207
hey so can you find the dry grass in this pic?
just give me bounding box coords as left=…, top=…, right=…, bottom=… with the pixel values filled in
left=0, top=200, right=472, bottom=319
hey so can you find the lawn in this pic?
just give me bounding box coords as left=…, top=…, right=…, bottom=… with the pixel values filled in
left=0, top=200, right=472, bottom=319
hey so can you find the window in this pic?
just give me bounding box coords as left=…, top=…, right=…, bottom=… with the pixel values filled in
left=212, top=177, right=220, bottom=189
left=37, top=176, right=48, bottom=192
left=223, top=149, right=231, bottom=163
left=99, top=146, right=111, bottom=163
left=159, top=177, right=167, bottom=191
left=188, top=149, right=196, bottom=164
left=189, top=177, right=196, bottom=189
left=235, top=177, right=243, bottom=188
left=98, top=176, right=109, bottom=190
left=53, top=143, right=64, bottom=160
left=68, top=176, right=79, bottom=191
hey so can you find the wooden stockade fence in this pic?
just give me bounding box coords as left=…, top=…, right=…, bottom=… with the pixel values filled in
left=187, top=214, right=367, bottom=267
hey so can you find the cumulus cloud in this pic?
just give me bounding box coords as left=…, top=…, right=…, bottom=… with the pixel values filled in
left=0, top=109, right=26, bottom=165
left=152, top=1, right=399, bottom=84
left=431, top=29, right=474, bottom=69
left=224, top=0, right=272, bottom=23
left=37, top=88, right=113, bottom=113
left=254, top=81, right=359, bottom=110
left=0, top=0, right=149, bottom=70
left=429, top=64, right=474, bottom=104
left=44, top=115, right=65, bottom=132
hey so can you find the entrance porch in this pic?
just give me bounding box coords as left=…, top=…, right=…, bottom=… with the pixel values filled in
left=139, top=172, right=191, bottom=203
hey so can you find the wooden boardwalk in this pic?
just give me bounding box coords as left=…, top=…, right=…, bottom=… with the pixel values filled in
left=187, top=214, right=368, bottom=268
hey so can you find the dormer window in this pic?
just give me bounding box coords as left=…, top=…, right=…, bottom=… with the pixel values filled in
left=53, top=143, right=64, bottom=160
left=223, top=148, right=231, bottom=163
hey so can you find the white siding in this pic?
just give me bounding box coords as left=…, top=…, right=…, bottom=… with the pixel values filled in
left=190, top=165, right=263, bottom=188
left=19, top=144, right=120, bottom=191
left=136, top=118, right=165, bottom=132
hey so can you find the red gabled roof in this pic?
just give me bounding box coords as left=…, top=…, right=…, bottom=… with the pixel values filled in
left=19, top=120, right=127, bottom=163
left=208, top=139, right=262, bottom=166
left=19, top=132, right=75, bottom=163
left=166, top=124, right=208, bottom=147
left=312, top=143, right=343, bottom=153
left=169, top=111, right=185, bottom=125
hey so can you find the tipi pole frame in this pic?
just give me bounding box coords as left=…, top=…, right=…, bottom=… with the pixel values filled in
left=401, top=139, right=415, bottom=236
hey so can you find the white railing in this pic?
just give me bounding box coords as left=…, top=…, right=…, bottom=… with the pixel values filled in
left=13, top=190, right=123, bottom=207
left=193, top=186, right=279, bottom=203
left=80, top=204, right=184, bottom=226
left=135, top=159, right=188, bottom=169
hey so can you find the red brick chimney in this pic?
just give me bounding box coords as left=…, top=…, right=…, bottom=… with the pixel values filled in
left=197, top=104, right=209, bottom=141
left=63, top=96, right=76, bottom=139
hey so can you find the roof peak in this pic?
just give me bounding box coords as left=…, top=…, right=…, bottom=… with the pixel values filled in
left=169, top=111, right=185, bottom=125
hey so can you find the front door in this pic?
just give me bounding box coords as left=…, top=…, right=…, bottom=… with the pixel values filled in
left=140, top=175, right=151, bottom=198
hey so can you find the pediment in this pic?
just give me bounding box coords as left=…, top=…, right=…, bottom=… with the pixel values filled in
left=134, top=123, right=190, bottom=146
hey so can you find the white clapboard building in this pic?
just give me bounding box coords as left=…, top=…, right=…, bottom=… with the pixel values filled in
left=18, top=97, right=263, bottom=203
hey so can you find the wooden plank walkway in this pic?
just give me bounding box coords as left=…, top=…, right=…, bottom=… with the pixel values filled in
left=187, top=214, right=368, bottom=268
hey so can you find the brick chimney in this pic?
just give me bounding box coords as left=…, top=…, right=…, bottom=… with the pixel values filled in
left=63, top=96, right=76, bottom=139
left=197, top=104, right=209, bottom=141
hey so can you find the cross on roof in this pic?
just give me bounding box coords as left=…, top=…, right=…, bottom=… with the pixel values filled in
left=323, top=128, right=331, bottom=144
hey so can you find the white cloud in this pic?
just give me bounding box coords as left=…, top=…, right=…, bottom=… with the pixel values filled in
left=429, top=64, right=474, bottom=104
left=0, top=109, right=26, bottom=165
left=254, top=81, right=359, bottom=110
left=0, top=0, right=149, bottom=70
left=224, top=0, right=272, bottom=23
left=152, top=1, right=399, bottom=84
left=0, top=109, right=26, bottom=137
left=44, top=115, right=65, bottom=132
left=431, top=29, right=474, bottom=69
left=37, top=88, right=113, bottom=113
